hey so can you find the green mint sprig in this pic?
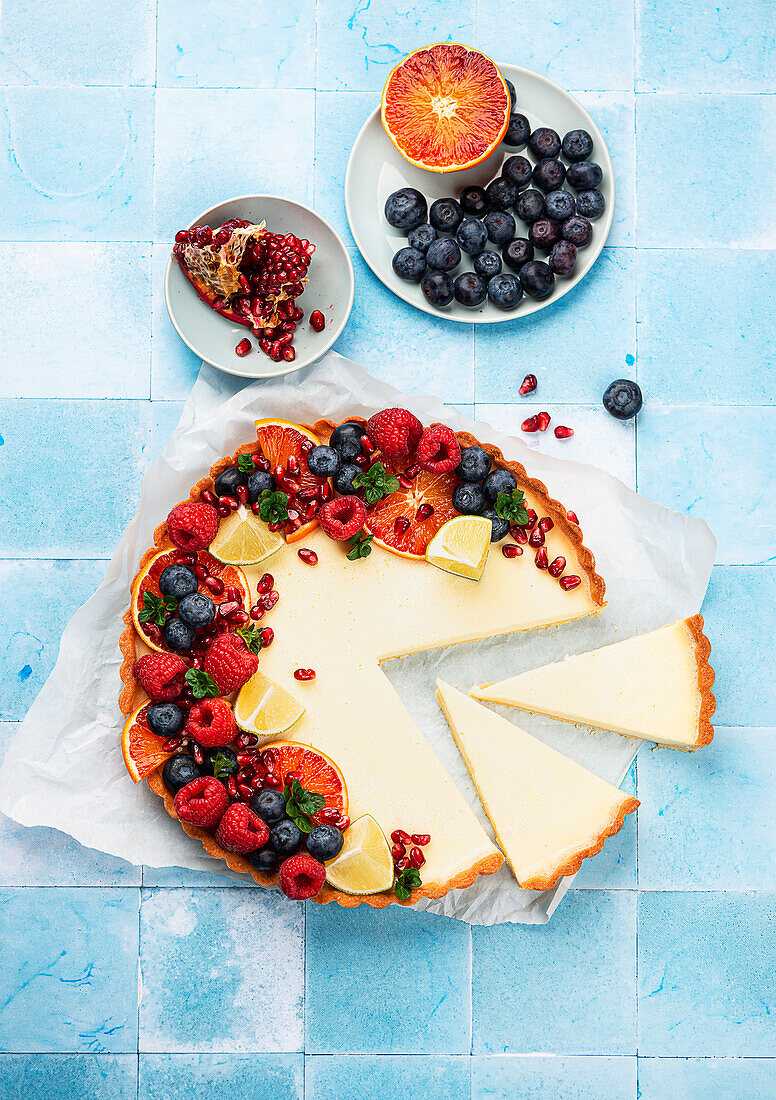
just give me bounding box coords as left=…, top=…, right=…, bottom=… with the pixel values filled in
left=346, top=531, right=374, bottom=561
left=283, top=777, right=325, bottom=834
left=236, top=625, right=263, bottom=654
left=210, top=750, right=236, bottom=779
left=184, top=668, right=219, bottom=699
left=394, top=866, right=422, bottom=901
left=238, top=454, right=257, bottom=475
left=257, top=489, right=289, bottom=525
left=494, top=488, right=530, bottom=526
left=352, top=461, right=400, bottom=504
left=138, top=590, right=177, bottom=626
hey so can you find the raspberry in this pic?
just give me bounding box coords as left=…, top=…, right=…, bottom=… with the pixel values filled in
left=215, top=803, right=269, bottom=853
left=166, top=502, right=219, bottom=552
left=204, top=633, right=259, bottom=694
left=133, top=653, right=187, bottom=701
left=415, top=425, right=461, bottom=473
left=318, top=495, right=367, bottom=541
left=278, top=852, right=327, bottom=900
left=186, top=697, right=238, bottom=748
left=174, top=776, right=229, bottom=827
left=366, top=408, right=423, bottom=462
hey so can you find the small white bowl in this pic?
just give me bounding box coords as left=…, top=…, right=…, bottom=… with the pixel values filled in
left=164, top=195, right=355, bottom=379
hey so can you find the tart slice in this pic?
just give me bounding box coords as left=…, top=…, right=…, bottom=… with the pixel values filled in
left=471, top=616, right=715, bottom=751
left=436, top=681, right=639, bottom=891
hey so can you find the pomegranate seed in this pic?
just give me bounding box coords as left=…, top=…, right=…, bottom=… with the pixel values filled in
left=268, top=520, right=284, bottom=532
left=264, top=773, right=282, bottom=789
left=560, top=575, right=581, bottom=591
left=319, top=483, right=332, bottom=503
left=258, top=573, right=274, bottom=594
left=404, top=464, right=421, bottom=479
left=280, top=476, right=301, bottom=494
left=175, top=229, right=190, bottom=243
left=217, top=502, right=231, bottom=518
left=236, top=753, right=256, bottom=767
left=225, top=586, right=241, bottom=602
left=190, top=656, right=203, bottom=669
left=218, top=600, right=240, bottom=618
left=567, top=510, right=579, bottom=525
left=236, top=484, right=249, bottom=504
left=297, top=548, right=318, bottom=565
left=411, top=833, right=431, bottom=846
left=176, top=552, right=197, bottom=565
left=416, top=504, right=434, bottom=522
left=397, top=475, right=413, bottom=490
left=409, top=847, right=425, bottom=868
left=294, top=668, right=316, bottom=681
left=193, top=562, right=209, bottom=580
left=391, top=843, right=406, bottom=861
left=310, top=310, right=325, bottom=332
left=227, top=776, right=238, bottom=799
left=522, top=416, right=540, bottom=433
left=537, top=411, right=551, bottom=432
left=528, top=527, right=545, bottom=548
left=391, top=830, right=412, bottom=845
left=259, top=338, right=272, bottom=356
left=297, top=487, right=318, bottom=502
left=526, top=509, right=538, bottom=530
left=249, top=604, right=264, bottom=621
left=555, top=425, right=574, bottom=439
left=548, top=555, right=566, bottom=578
left=237, top=783, right=253, bottom=801
left=282, top=346, right=296, bottom=362
left=353, top=453, right=370, bottom=469
left=230, top=610, right=250, bottom=626
left=394, top=516, right=410, bottom=537
left=220, top=495, right=239, bottom=511
left=260, top=590, right=279, bottom=611
left=539, top=517, right=554, bottom=533
left=235, top=338, right=252, bottom=357
left=395, top=858, right=409, bottom=873
left=162, top=737, right=181, bottom=751
left=201, top=490, right=218, bottom=507
left=143, top=623, right=161, bottom=642
left=502, top=543, right=523, bottom=558
left=285, top=454, right=299, bottom=477
left=285, top=772, right=302, bottom=786
left=301, top=502, right=317, bottom=521
left=319, top=807, right=341, bottom=825
left=191, top=743, right=204, bottom=766
left=259, top=627, right=274, bottom=648
left=292, top=308, right=304, bottom=322
left=360, top=434, right=375, bottom=454
left=203, top=576, right=224, bottom=596
left=510, top=525, right=528, bottom=544
left=535, top=547, right=549, bottom=569
left=519, top=373, right=537, bottom=396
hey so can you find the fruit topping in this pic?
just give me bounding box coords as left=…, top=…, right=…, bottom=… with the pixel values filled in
left=279, top=852, right=327, bottom=900
left=174, top=776, right=230, bottom=827
left=146, top=702, right=184, bottom=739
left=452, top=482, right=486, bottom=515
left=158, top=564, right=198, bottom=601
left=416, top=425, right=461, bottom=473
left=364, top=461, right=458, bottom=559
left=426, top=515, right=492, bottom=581
left=133, top=653, right=187, bottom=701
left=480, top=508, right=511, bottom=542
left=202, top=747, right=238, bottom=779
left=162, top=753, right=201, bottom=794
left=306, top=824, right=345, bottom=862
left=185, top=697, right=238, bottom=748
left=216, top=802, right=269, bottom=854
left=210, top=504, right=285, bottom=567
left=603, top=379, right=643, bottom=420
left=319, top=495, right=368, bottom=541
left=166, top=502, right=219, bottom=553
left=366, top=407, right=423, bottom=463
left=324, top=814, right=394, bottom=896
left=163, top=619, right=196, bottom=652
left=254, top=418, right=328, bottom=542
left=122, top=704, right=177, bottom=782
left=259, top=742, right=347, bottom=827
left=250, top=788, right=287, bottom=825
left=204, top=632, right=259, bottom=695
left=456, top=445, right=492, bottom=483
left=177, top=591, right=216, bottom=629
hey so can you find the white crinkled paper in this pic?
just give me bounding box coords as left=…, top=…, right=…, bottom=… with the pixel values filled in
left=0, top=352, right=716, bottom=924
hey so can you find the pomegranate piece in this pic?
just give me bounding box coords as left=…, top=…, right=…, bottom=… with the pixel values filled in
left=535, top=546, right=549, bottom=569
left=519, top=373, right=537, bottom=396
left=294, top=668, right=316, bottom=681
left=566, top=510, right=580, bottom=525
left=548, top=555, right=566, bottom=578
left=560, top=575, right=581, bottom=590
left=537, top=411, right=551, bottom=432
left=235, top=338, right=252, bottom=357
left=309, top=310, right=326, bottom=332
left=297, top=548, right=318, bottom=565
left=521, top=416, right=540, bottom=433
left=554, top=425, right=574, bottom=439
left=502, top=543, right=523, bottom=558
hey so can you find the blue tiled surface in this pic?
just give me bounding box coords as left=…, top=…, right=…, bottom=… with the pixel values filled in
left=2, top=3, right=775, bottom=1097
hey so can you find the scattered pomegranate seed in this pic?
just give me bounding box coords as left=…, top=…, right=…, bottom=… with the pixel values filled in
left=502, top=544, right=523, bottom=558
left=535, top=547, right=549, bottom=569
left=360, top=434, right=374, bottom=454
left=411, top=833, right=431, bottom=846
left=251, top=501, right=263, bottom=516
left=259, top=590, right=279, bottom=611
left=235, top=338, right=252, bottom=357
left=548, top=555, right=566, bottom=578
left=297, top=548, right=318, bottom=565
left=404, top=464, right=421, bottom=479
left=554, top=425, right=574, bottom=439
left=259, top=627, right=274, bottom=648
left=258, top=573, right=274, bottom=594
left=394, top=516, right=410, bottom=537
left=230, top=610, right=250, bottom=626
left=391, top=829, right=412, bottom=845
left=409, top=847, right=425, bottom=868
left=220, top=495, right=239, bottom=511
left=567, top=510, right=579, bottom=525
left=264, top=773, right=282, bottom=789
left=236, top=484, right=249, bottom=504
left=395, top=858, right=409, bottom=872
left=391, top=843, right=406, bottom=862
left=282, top=346, right=296, bottom=362
left=560, top=575, right=581, bottom=591
left=203, top=576, right=224, bottom=596
left=201, top=490, right=218, bottom=507
left=528, top=527, right=545, bottom=548
left=310, top=310, right=325, bottom=332
left=522, top=416, right=540, bottom=433
left=294, top=668, right=316, bottom=681
left=191, top=743, right=204, bottom=766
left=175, top=229, right=190, bottom=243
left=519, top=373, right=537, bottom=396
left=510, top=525, right=528, bottom=544
left=162, top=736, right=181, bottom=752
left=194, top=562, right=209, bottom=580
left=249, top=604, right=264, bottom=621
left=217, top=502, right=231, bottom=518
left=218, top=600, right=240, bottom=618
left=526, top=509, right=538, bottom=530
left=416, top=503, right=434, bottom=522
left=537, top=411, right=551, bottom=432
left=538, top=517, right=554, bottom=533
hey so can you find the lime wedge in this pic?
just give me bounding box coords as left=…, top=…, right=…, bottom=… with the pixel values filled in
left=209, top=506, right=284, bottom=567
left=324, top=814, right=394, bottom=895
left=235, top=670, right=305, bottom=739
left=425, top=514, right=492, bottom=581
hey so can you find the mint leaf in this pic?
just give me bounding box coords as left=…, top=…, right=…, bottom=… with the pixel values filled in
left=353, top=461, right=400, bottom=505
left=138, top=590, right=177, bottom=626
left=210, top=750, right=235, bottom=779
left=346, top=532, right=373, bottom=561
left=283, top=778, right=325, bottom=832
left=394, top=866, right=422, bottom=901
left=258, top=489, right=288, bottom=525
left=184, top=668, right=219, bottom=699
left=237, top=625, right=263, bottom=654
left=394, top=879, right=411, bottom=901
left=495, top=489, right=530, bottom=526
left=238, top=454, right=256, bottom=474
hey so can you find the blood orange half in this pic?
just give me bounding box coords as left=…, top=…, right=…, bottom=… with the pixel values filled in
left=364, top=466, right=458, bottom=558
left=260, top=741, right=348, bottom=825
left=122, top=703, right=174, bottom=782
left=254, top=418, right=329, bottom=544
left=381, top=43, right=510, bottom=173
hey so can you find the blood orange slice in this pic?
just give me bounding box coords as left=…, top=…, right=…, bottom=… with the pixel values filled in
left=131, top=549, right=250, bottom=654
left=364, top=466, right=459, bottom=558
left=381, top=43, right=510, bottom=173
left=121, top=703, right=174, bottom=782
left=254, top=417, right=329, bottom=544
left=259, top=741, right=348, bottom=825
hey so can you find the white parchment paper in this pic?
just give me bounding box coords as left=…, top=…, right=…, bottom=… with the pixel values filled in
left=0, top=352, right=716, bottom=924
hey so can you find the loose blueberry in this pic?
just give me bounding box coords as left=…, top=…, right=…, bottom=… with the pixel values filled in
left=453, top=271, right=487, bottom=307
left=158, top=564, right=198, bottom=601
left=384, top=187, right=428, bottom=230
left=306, top=445, right=341, bottom=479
left=270, top=818, right=304, bottom=856
left=528, top=127, right=561, bottom=160
left=407, top=223, right=437, bottom=254
left=566, top=161, right=603, bottom=191
left=147, top=702, right=184, bottom=738
left=485, top=176, right=518, bottom=212
left=202, top=746, right=238, bottom=778
left=561, top=214, right=593, bottom=248
left=483, top=468, right=517, bottom=503
left=306, top=824, right=344, bottom=862
left=576, top=189, right=605, bottom=220
left=334, top=462, right=362, bottom=495
left=528, top=217, right=562, bottom=252
left=515, top=189, right=545, bottom=224
left=456, top=445, right=491, bottom=482
left=330, top=422, right=365, bottom=461
left=452, top=481, right=486, bottom=515
left=603, top=379, right=643, bottom=420
left=459, top=185, right=489, bottom=217
left=502, top=237, right=534, bottom=271
left=248, top=847, right=279, bottom=873
left=483, top=210, right=516, bottom=247
left=214, top=466, right=247, bottom=498
left=480, top=507, right=511, bottom=542
left=455, top=218, right=488, bottom=255
left=250, top=787, right=287, bottom=825
left=519, top=260, right=555, bottom=300
left=504, top=77, right=517, bottom=110
left=503, top=113, right=531, bottom=149
left=420, top=270, right=455, bottom=308
left=162, top=617, right=196, bottom=652
left=549, top=239, right=577, bottom=277
left=426, top=237, right=461, bottom=272
left=544, top=189, right=576, bottom=222
left=532, top=158, right=566, bottom=193
left=392, top=246, right=426, bottom=281
left=562, top=129, right=594, bottom=162
left=429, top=197, right=464, bottom=233
left=473, top=250, right=502, bottom=279
left=487, top=273, right=523, bottom=310
left=247, top=469, right=275, bottom=501
left=502, top=155, right=533, bottom=189
left=162, top=753, right=201, bottom=794
left=177, top=591, right=216, bottom=629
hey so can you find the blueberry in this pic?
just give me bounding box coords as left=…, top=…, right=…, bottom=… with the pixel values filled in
left=562, top=129, right=594, bottom=162
left=528, top=127, right=561, bottom=160
left=306, top=445, right=341, bottom=478
left=162, top=753, right=201, bottom=794
left=270, top=818, right=303, bottom=856
left=576, top=189, right=605, bottom=220
left=202, top=746, right=238, bottom=778
left=452, top=481, right=486, bottom=515
left=459, top=185, right=488, bottom=217
left=515, top=189, right=545, bottom=224
left=334, top=462, right=362, bottom=495
left=455, top=219, right=487, bottom=255
left=214, top=466, right=247, bottom=498
left=247, top=469, right=275, bottom=501
left=392, top=246, right=426, bottom=281
left=250, top=788, right=287, bottom=825
left=408, top=223, right=437, bottom=254
left=549, top=240, right=577, bottom=278
left=248, top=847, right=278, bottom=873
left=453, top=271, right=487, bottom=307
left=502, top=155, right=533, bottom=189
left=503, top=113, right=531, bottom=149
left=562, top=214, right=593, bottom=248
left=544, top=189, right=575, bottom=222
left=429, top=198, right=464, bottom=233
left=473, top=250, right=502, bottom=279
left=426, top=237, right=461, bottom=273
left=483, top=210, right=516, bottom=247
left=147, top=702, right=184, bottom=738
left=384, top=187, right=428, bottom=230
left=566, top=161, right=602, bottom=191
left=487, top=273, right=522, bottom=310
left=480, top=507, right=511, bottom=542
left=483, top=468, right=517, bottom=503
left=158, top=564, right=198, bottom=601
left=519, top=260, right=556, bottom=300
left=532, top=159, right=566, bottom=193
left=485, top=177, right=518, bottom=212
left=456, top=445, right=491, bottom=482
left=420, top=270, right=454, bottom=308
left=528, top=217, right=562, bottom=252
left=162, top=617, right=196, bottom=652
left=603, top=379, right=643, bottom=420
left=330, top=422, right=364, bottom=461
left=177, top=591, right=216, bottom=629
left=306, top=824, right=344, bottom=862
left=504, top=77, right=517, bottom=110
left=502, top=237, right=534, bottom=271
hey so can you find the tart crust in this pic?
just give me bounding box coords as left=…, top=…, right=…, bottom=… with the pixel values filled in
left=686, top=613, right=716, bottom=749
left=119, top=417, right=606, bottom=906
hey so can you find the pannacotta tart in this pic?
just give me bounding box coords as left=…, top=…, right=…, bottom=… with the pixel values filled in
left=119, top=407, right=605, bottom=908
left=471, top=616, right=715, bottom=751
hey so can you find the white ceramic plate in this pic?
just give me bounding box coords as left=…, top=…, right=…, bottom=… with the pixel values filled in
left=344, top=63, right=614, bottom=324
left=165, top=195, right=355, bottom=379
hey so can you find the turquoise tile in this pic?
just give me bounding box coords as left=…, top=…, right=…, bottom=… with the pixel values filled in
left=576, top=91, right=635, bottom=247
left=637, top=250, right=776, bottom=405
left=638, top=892, right=776, bottom=1055
left=0, top=1054, right=136, bottom=1100
left=139, top=1054, right=303, bottom=1099
left=142, top=865, right=250, bottom=887
left=700, top=567, right=776, bottom=726
left=317, top=0, right=475, bottom=91
left=334, top=248, right=474, bottom=404
left=139, top=887, right=304, bottom=1052
left=151, top=244, right=202, bottom=400
left=0, top=560, right=106, bottom=721
left=472, top=891, right=636, bottom=1054
left=149, top=400, right=184, bottom=460
left=157, top=0, right=315, bottom=88
left=0, top=887, right=139, bottom=1052
left=305, top=1055, right=469, bottom=1100
left=314, top=91, right=374, bottom=245
left=474, top=249, right=636, bottom=404
left=637, top=406, right=776, bottom=565
left=471, top=1054, right=637, bottom=1098
left=0, top=87, right=154, bottom=241
left=638, top=1056, right=776, bottom=1099
left=636, top=95, right=776, bottom=248
left=305, top=904, right=471, bottom=1054
left=153, top=90, right=315, bottom=241
left=0, top=0, right=155, bottom=84
left=575, top=760, right=638, bottom=889
left=637, top=0, right=776, bottom=92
